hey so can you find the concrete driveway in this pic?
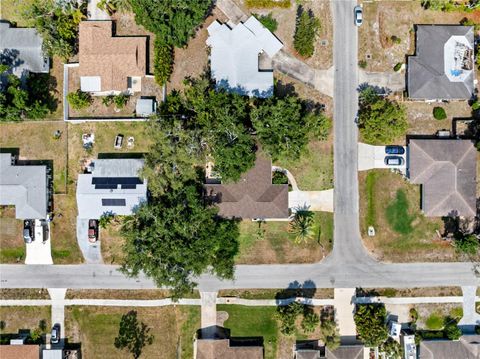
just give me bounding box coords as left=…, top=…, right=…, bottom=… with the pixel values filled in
left=358, top=70, right=405, bottom=93
left=25, top=221, right=53, bottom=265
left=358, top=143, right=406, bottom=172
left=289, top=189, right=334, bottom=212
left=76, top=218, right=103, bottom=264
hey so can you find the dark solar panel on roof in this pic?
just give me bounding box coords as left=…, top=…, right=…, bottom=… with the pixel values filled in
left=101, top=198, right=126, bottom=206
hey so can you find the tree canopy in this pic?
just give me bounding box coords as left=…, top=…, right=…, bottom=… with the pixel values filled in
left=23, top=0, right=85, bottom=60
left=354, top=304, right=388, bottom=347
left=130, top=0, right=212, bottom=48
left=293, top=8, right=320, bottom=58
left=358, top=87, right=407, bottom=145
left=120, top=181, right=239, bottom=298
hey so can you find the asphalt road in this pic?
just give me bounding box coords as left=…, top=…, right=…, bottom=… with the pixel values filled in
left=0, top=1, right=479, bottom=291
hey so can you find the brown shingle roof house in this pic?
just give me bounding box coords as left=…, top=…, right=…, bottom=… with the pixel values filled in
left=78, top=21, right=147, bottom=93
left=0, top=344, right=39, bottom=359
left=204, top=151, right=289, bottom=219
left=419, top=335, right=480, bottom=359
left=408, top=139, right=477, bottom=217
left=195, top=338, right=263, bottom=359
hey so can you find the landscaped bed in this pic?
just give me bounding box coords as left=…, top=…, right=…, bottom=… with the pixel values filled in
left=236, top=212, right=333, bottom=264
left=359, top=169, right=456, bottom=262
left=65, top=306, right=200, bottom=359
left=218, top=288, right=334, bottom=299
left=65, top=289, right=200, bottom=300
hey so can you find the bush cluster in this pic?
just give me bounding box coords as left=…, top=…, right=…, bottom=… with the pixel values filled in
left=67, top=90, right=92, bottom=110
left=433, top=106, right=447, bottom=120
left=154, top=39, right=174, bottom=86
left=245, top=0, right=290, bottom=8
left=293, top=8, right=321, bottom=58
left=254, top=12, right=278, bottom=32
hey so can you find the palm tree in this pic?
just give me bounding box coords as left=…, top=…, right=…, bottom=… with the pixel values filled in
left=289, top=208, right=315, bottom=244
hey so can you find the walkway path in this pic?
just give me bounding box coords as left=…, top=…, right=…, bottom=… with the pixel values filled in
left=47, top=288, right=67, bottom=338
left=459, top=286, right=480, bottom=330
left=334, top=288, right=357, bottom=344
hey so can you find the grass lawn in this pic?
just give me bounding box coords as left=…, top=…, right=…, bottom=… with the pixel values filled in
left=0, top=306, right=51, bottom=335
left=0, top=206, right=24, bottom=263
left=425, top=313, right=444, bottom=330
left=0, top=289, right=50, bottom=300
left=236, top=212, right=333, bottom=264
left=65, top=306, right=200, bottom=359
left=217, top=305, right=279, bottom=359
left=359, top=170, right=456, bottom=262
left=275, top=140, right=333, bottom=191
left=100, top=221, right=126, bottom=264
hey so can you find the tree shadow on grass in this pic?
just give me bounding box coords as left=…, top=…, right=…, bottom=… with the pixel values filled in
left=114, top=310, right=154, bottom=359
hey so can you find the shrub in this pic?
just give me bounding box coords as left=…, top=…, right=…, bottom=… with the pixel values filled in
left=391, top=35, right=401, bottom=44
left=454, top=234, right=479, bottom=255
left=245, top=0, right=290, bottom=8
left=66, top=90, right=92, bottom=110
left=409, top=308, right=418, bottom=323
left=272, top=171, right=288, bottom=185
left=102, top=95, right=115, bottom=107
left=444, top=319, right=462, bottom=340
left=114, top=93, right=129, bottom=109
left=293, top=8, right=321, bottom=58
left=433, top=106, right=447, bottom=120
left=393, top=63, right=402, bottom=72
left=154, top=38, right=174, bottom=86
left=358, top=60, right=368, bottom=69
left=253, top=12, right=278, bottom=32
left=301, top=311, right=319, bottom=333
left=275, top=302, right=303, bottom=335
left=425, top=313, right=444, bottom=330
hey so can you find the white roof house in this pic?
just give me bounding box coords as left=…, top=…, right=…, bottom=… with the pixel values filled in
left=76, top=158, right=147, bottom=219
left=0, top=153, right=48, bottom=219
left=206, top=16, right=283, bottom=98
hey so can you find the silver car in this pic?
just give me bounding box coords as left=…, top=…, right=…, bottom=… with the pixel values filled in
left=354, top=6, right=363, bottom=26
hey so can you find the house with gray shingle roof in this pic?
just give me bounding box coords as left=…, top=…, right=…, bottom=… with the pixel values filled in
left=76, top=158, right=147, bottom=219
left=0, top=21, right=49, bottom=80
left=0, top=153, right=48, bottom=219
left=204, top=151, right=289, bottom=219
left=206, top=16, right=283, bottom=98
left=408, top=139, right=477, bottom=217
left=419, top=335, right=480, bottom=359
left=408, top=25, right=475, bottom=100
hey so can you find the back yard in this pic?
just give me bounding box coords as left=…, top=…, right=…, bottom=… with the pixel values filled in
left=65, top=306, right=200, bottom=359
left=236, top=212, right=333, bottom=264
left=358, top=0, right=480, bottom=72
left=359, top=170, right=457, bottom=262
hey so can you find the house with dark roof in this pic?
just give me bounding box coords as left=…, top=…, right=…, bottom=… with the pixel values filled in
left=408, top=25, right=475, bottom=100
left=204, top=152, right=289, bottom=219
left=76, top=158, right=147, bottom=219
left=0, top=153, right=48, bottom=219
left=77, top=21, right=147, bottom=94
left=195, top=338, right=263, bottom=359
left=419, top=335, right=480, bottom=358
left=293, top=341, right=365, bottom=359
left=408, top=139, right=477, bottom=217
left=0, top=21, right=49, bottom=80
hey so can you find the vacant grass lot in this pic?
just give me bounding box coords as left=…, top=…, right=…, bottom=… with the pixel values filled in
left=236, top=212, right=333, bottom=264
left=65, top=306, right=200, bottom=359
left=359, top=170, right=456, bottom=262
left=0, top=306, right=51, bottom=335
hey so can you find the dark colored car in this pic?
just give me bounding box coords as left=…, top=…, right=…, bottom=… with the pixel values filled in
left=23, top=220, right=34, bottom=243
left=384, top=156, right=405, bottom=166
left=88, top=219, right=98, bottom=243
left=51, top=324, right=60, bottom=344
left=354, top=6, right=363, bottom=26
left=385, top=145, right=405, bottom=155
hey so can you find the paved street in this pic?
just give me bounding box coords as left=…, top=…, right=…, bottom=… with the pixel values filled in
left=0, top=1, right=479, bottom=292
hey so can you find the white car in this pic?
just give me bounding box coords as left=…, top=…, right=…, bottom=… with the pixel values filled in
left=354, top=6, right=363, bottom=26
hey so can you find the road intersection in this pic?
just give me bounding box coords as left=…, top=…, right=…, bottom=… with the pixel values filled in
left=1, top=0, right=479, bottom=291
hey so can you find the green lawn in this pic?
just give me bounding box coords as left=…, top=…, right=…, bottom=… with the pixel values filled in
left=275, top=140, right=333, bottom=191
left=0, top=306, right=51, bottom=337
left=66, top=306, right=200, bottom=359
left=236, top=212, right=333, bottom=264
left=359, top=170, right=454, bottom=262
left=425, top=313, right=444, bottom=330
left=217, top=305, right=278, bottom=359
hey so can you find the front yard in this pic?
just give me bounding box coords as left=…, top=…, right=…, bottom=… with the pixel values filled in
left=358, top=0, right=479, bottom=72
left=359, top=169, right=457, bottom=262
left=0, top=306, right=51, bottom=338
left=0, top=206, right=24, bottom=263
left=65, top=306, right=200, bottom=359
left=236, top=212, right=333, bottom=264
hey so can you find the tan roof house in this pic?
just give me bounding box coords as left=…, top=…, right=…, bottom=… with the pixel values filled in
left=0, top=344, right=39, bottom=359
left=195, top=338, right=263, bottom=359
left=204, top=151, right=289, bottom=219
left=78, top=21, right=147, bottom=94
left=408, top=139, right=477, bottom=217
